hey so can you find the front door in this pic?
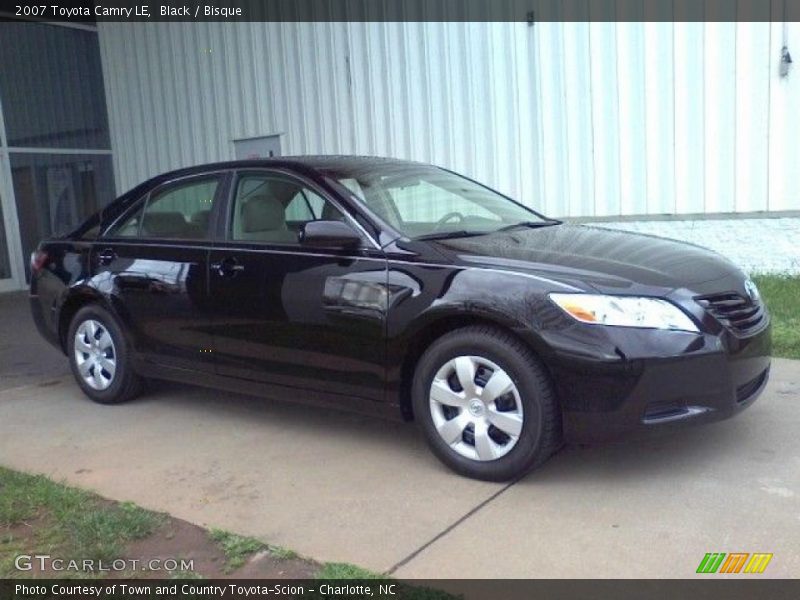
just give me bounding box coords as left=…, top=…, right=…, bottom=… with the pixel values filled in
left=94, top=172, right=227, bottom=371
left=208, top=170, right=387, bottom=404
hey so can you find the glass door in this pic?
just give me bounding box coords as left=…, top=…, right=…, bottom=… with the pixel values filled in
left=0, top=169, right=21, bottom=292
left=0, top=192, right=11, bottom=281
left=0, top=22, right=114, bottom=290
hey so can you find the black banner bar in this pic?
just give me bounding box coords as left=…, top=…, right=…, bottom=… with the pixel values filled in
left=3, top=579, right=800, bottom=600
left=2, top=0, right=800, bottom=23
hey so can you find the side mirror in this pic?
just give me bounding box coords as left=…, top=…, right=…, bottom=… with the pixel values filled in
left=299, top=220, right=361, bottom=249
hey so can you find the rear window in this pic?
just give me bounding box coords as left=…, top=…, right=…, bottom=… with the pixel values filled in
left=107, top=177, right=219, bottom=239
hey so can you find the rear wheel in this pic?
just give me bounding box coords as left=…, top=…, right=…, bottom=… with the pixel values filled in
left=412, top=325, right=561, bottom=481
left=67, top=305, right=142, bottom=404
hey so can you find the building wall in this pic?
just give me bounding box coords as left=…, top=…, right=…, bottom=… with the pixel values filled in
left=98, top=21, right=800, bottom=218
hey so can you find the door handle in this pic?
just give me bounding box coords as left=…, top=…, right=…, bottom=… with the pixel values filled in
left=211, top=257, right=245, bottom=277
left=97, top=248, right=117, bottom=266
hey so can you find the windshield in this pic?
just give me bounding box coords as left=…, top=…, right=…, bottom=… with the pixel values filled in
left=322, top=163, right=548, bottom=239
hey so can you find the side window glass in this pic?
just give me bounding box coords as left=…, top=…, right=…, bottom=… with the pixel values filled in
left=111, top=203, right=145, bottom=237
left=107, top=178, right=218, bottom=239
left=142, top=179, right=218, bottom=239
left=232, top=174, right=346, bottom=243
left=285, top=189, right=326, bottom=222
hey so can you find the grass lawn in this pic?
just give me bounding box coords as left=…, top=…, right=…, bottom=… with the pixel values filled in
left=0, top=467, right=457, bottom=598
left=0, top=467, right=164, bottom=577
left=0, top=466, right=330, bottom=579
left=208, top=528, right=297, bottom=573
left=752, top=275, right=800, bottom=359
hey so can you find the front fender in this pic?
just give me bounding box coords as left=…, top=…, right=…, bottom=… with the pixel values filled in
left=388, top=264, right=568, bottom=341
left=384, top=264, right=570, bottom=405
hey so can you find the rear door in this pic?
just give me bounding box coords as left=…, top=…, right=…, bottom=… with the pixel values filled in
left=207, top=169, right=388, bottom=404
left=94, top=172, right=228, bottom=371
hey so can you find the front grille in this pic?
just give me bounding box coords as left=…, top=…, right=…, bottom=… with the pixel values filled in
left=695, top=292, right=766, bottom=336
left=736, top=368, right=769, bottom=403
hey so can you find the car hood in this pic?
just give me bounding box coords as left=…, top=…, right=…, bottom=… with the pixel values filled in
left=432, top=224, right=746, bottom=295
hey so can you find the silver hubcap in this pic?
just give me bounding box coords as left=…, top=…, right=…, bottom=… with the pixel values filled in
left=429, top=355, right=523, bottom=462
left=74, top=319, right=117, bottom=391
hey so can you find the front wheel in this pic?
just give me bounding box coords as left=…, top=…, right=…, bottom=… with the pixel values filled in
left=412, top=325, right=561, bottom=481
left=67, top=304, right=142, bottom=404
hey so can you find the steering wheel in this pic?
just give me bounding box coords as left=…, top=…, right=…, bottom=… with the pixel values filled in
left=434, top=211, right=465, bottom=230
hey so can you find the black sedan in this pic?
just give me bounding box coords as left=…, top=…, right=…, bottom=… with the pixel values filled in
left=29, top=157, right=771, bottom=481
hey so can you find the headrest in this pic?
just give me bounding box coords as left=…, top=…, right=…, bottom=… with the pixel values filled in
left=321, top=201, right=345, bottom=221
left=191, top=209, right=211, bottom=232
left=242, top=194, right=286, bottom=232
left=141, top=212, right=188, bottom=236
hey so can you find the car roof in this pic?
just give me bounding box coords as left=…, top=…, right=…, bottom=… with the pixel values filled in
left=105, top=155, right=430, bottom=237
left=154, top=155, right=425, bottom=180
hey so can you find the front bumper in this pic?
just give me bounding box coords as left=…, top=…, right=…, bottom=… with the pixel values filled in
left=537, top=319, right=771, bottom=443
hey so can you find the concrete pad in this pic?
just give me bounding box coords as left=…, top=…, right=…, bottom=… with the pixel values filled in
left=0, top=292, right=69, bottom=391
left=395, top=358, right=800, bottom=578
left=2, top=284, right=798, bottom=581
left=0, top=378, right=501, bottom=572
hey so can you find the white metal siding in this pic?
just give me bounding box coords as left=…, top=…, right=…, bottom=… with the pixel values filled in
left=98, top=21, right=800, bottom=217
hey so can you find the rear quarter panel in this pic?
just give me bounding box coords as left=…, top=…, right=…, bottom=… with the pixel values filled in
left=30, top=240, right=97, bottom=352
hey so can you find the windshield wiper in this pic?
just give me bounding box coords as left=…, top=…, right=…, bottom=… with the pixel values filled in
left=413, top=230, right=491, bottom=241
left=413, top=219, right=561, bottom=241
left=496, top=219, right=562, bottom=232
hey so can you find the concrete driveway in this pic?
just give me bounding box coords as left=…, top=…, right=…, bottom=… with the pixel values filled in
left=1, top=292, right=798, bottom=578
left=0, top=292, right=69, bottom=391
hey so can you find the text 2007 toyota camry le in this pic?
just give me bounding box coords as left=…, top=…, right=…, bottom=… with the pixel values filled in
left=30, top=157, right=770, bottom=480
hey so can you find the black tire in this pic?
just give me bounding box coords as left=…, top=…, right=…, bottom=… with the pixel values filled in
left=412, top=325, right=561, bottom=481
left=67, top=304, right=143, bottom=405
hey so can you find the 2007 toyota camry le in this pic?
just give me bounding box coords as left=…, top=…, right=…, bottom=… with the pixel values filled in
left=29, top=156, right=771, bottom=481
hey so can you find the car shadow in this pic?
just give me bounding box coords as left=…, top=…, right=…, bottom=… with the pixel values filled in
left=521, top=413, right=767, bottom=486
left=141, top=379, right=768, bottom=487
left=137, top=378, right=427, bottom=453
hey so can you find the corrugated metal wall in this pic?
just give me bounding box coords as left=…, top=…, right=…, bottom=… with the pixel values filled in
left=98, top=21, right=800, bottom=217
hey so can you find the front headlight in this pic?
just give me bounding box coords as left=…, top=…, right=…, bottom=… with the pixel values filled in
left=548, top=293, right=699, bottom=332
